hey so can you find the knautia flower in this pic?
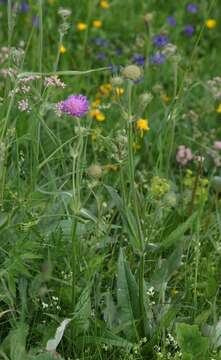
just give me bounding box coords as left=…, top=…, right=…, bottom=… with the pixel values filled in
left=20, top=2, right=29, bottom=13
left=167, top=16, right=176, bottom=27
left=150, top=53, right=166, bottom=64
left=176, top=145, right=193, bottom=165
left=58, top=95, right=89, bottom=117
left=184, top=24, right=195, bottom=37
left=132, top=54, right=146, bottom=66
left=152, top=35, right=169, bottom=48
left=187, top=3, right=198, bottom=13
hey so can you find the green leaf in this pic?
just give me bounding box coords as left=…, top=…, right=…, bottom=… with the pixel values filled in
left=117, top=249, right=140, bottom=340
left=161, top=212, right=197, bottom=249
left=176, top=323, right=209, bottom=359
left=9, top=323, right=29, bottom=360
left=27, top=353, right=64, bottom=360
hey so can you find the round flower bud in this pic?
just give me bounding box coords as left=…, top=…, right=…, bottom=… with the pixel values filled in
left=87, top=164, right=102, bottom=179
left=139, top=92, right=153, bottom=113
left=111, top=76, right=124, bottom=87
left=122, top=65, right=142, bottom=82
left=58, top=8, right=72, bottom=19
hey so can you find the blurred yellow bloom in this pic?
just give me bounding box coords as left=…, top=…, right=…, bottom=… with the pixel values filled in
left=161, top=94, right=171, bottom=103
left=47, top=0, right=55, bottom=4
left=77, top=22, right=87, bottom=31
left=206, top=19, right=217, bottom=29
left=115, top=87, right=124, bottom=96
left=93, top=20, right=102, bottom=28
left=90, top=109, right=106, bottom=122
left=104, top=164, right=118, bottom=172
left=59, top=45, right=66, bottom=54
left=217, top=104, right=221, bottom=113
left=136, top=118, right=150, bottom=136
left=99, top=83, right=112, bottom=96
left=100, top=0, right=110, bottom=9
left=92, top=99, right=101, bottom=108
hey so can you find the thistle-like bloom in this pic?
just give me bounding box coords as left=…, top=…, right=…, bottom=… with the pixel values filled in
left=167, top=16, right=176, bottom=27
left=152, top=35, right=169, bottom=48
left=58, top=95, right=89, bottom=117
left=184, top=24, right=195, bottom=37
left=187, top=4, right=198, bottom=13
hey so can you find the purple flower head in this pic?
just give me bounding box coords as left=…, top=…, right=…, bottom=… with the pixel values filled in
left=20, top=2, right=29, bottom=13
left=97, top=52, right=106, bottom=61
left=153, top=35, right=169, bottom=48
left=58, top=95, right=89, bottom=117
left=150, top=53, right=166, bottom=65
left=176, top=145, right=193, bottom=166
left=167, top=16, right=176, bottom=27
left=187, top=3, right=198, bottom=13
left=132, top=54, right=146, bottom=66
left=94, top=37, right=109, bottom=47
left=184, top=24, right=195, bottom=37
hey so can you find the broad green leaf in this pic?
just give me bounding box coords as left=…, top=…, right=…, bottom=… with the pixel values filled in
left=176, top=323, right=209, bottom=359
left=161, top=212, right=197, bottom=249
left=117, top=249, right=140, bottom=340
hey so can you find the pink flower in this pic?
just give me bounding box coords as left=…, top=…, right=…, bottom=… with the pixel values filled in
left=176, top=145, right=193, bottom=166
left=213, top=141, right=221, bottom=150
left=58, top=95, right=89, bottom=117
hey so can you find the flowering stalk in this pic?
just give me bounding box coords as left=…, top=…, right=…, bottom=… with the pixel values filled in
left=126, top=81, right=145, bottom=335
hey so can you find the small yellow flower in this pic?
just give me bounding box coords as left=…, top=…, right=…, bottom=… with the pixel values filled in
left=100, top=0, right=110, bottom=9
left=136, top=118, right=150, bottom=136
left=59, top=45, right=66, bottom=54
left=205, top=19, right=217, bottom=29
left=99, top=83, right=112, bottom=96
left=77, top=22, right=87, bottom=31
left=114, top=87, right=124, bottom=96
left=93, top=20, right=102, bottom=28
left=92, top=98, right=101, bottom=108
left=90, top=109, right=106, bottom=122
left=217, top=104, right=221, bottom=113
left=161, top=94, right=171, bottom=103
left=47, top=0, right=55, bottom=4
left=104, top=164, right=118, bottom=172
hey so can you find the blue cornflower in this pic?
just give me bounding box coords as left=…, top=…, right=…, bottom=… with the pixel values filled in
left=20, top=2, right=29, bottom=13
left=97, top=52, right=107, bottom=61
left=187, top=3, right=198, bottom=13
left=132, top=54, right=146, bottom=66
left=150, top=53, right=166, bottom=65
left=153, top=35, right=169, bottom=48
left=184, top=24, right=195, bottom=36
left=167, top=16, right=176, bottom=27
left=94, top=38, right=109, bottom=47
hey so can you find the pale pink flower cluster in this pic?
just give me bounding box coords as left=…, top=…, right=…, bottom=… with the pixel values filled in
left=17, top=99, right=31, bottom=113
left=176, top=145, right=193, bottom=166
left=44, top=75, right=66, bottom=89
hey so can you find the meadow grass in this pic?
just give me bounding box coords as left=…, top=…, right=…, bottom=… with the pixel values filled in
left=0, top=0, right=221, bottom=359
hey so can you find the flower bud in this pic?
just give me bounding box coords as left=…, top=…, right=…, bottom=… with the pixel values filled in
left=87, top=164, right=103, bottom=179
left=122, top=65, right=142, bottom=82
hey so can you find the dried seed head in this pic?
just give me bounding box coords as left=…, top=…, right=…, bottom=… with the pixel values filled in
left=87, top=164, right=103, bottom=178
left=122, top=65, right=142, bottom=82
left=111, top=76, right=124, bottom=87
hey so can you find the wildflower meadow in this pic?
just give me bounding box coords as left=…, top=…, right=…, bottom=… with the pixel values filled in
left=1, top=0, right=221, bottom=359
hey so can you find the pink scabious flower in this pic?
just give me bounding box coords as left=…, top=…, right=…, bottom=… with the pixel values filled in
left=58, top=95, right=89, bottom=117
left=176, top=145, right=193, bottom=166
left=213, top=141, right=221, bottom=150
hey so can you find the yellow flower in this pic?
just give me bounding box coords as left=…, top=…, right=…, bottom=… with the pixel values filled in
left=104, top=164, right=118, bottom=172
left=100, top=0, right=110, bottom=9
left=136, top=118, right=150, bottom=136
left=115, top=87, right=124, bottom=96
left=93, top=20, right=102, bottom=28
left=217, top=104, right=221, bottom=113
left=47, top=0, right=55, bottom=4
left=206, top=19, right=217, bottom=29
left=92, top=98, right=101, bottom=108
left=77, top=22, right=87, bottom=31
left=161, top=94, right=171, bottom=103
left=99, top=83, right=112, bottom=96
left=59, top=45, right=66, bottom=54
left=90, top=109, right=106, bottom=122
